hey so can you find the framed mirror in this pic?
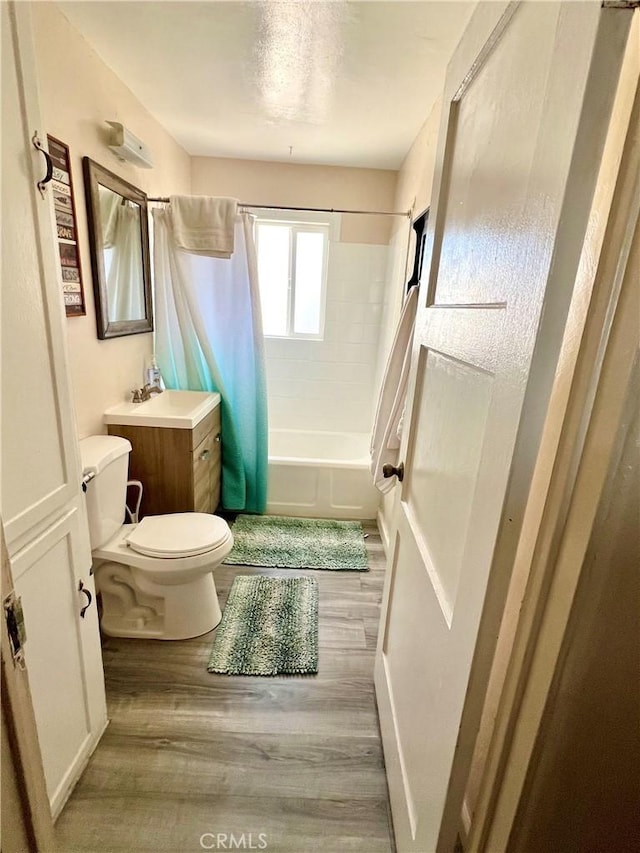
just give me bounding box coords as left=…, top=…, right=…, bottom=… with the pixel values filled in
left=82, top=157, right=153, bottom=339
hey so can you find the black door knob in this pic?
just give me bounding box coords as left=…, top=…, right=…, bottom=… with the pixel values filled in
left=382, top=462, right=404, bottom=482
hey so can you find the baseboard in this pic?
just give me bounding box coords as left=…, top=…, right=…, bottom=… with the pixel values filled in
left=377, top=507, right=389, bottom=555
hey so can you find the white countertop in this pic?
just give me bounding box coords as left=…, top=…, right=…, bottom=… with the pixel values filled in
left=103, top=390, right=220, bottom=429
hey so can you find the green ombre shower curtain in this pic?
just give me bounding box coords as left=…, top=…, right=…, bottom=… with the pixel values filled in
left=153, top=209, right=268, bottom=513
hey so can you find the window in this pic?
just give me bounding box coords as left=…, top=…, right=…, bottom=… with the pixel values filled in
left=255, top=217, right=329, bottom=339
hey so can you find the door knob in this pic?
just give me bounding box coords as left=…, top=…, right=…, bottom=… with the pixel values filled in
left=382, top=462, right=404, bottom=482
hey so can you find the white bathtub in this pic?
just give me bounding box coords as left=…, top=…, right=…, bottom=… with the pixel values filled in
left=267, top=429, right=381, bottom=519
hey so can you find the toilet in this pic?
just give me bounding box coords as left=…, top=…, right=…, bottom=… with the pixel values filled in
left=80, top=435, right=233, bottom=640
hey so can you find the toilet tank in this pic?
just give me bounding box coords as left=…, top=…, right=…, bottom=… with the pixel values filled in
left=79, top=435, right=132, bottom=549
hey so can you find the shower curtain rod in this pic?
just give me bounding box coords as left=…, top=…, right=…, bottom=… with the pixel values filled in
left=148, top=198, right=411, bottom=218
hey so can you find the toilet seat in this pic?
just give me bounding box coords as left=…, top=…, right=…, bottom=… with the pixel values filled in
left=125, top=513, right=230, bottom=558
left=94, top=522, right=234, bottom=583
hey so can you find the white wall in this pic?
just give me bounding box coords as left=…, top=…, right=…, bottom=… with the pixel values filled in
left=375, top=97, right=443, bottom=534
left=265, top=239, right=389, bottom=435
left=192, top=156, right=397, bottom=245
left=375, top=95, right=443, bottom=388
left=31, top=2, right=191, bottom=438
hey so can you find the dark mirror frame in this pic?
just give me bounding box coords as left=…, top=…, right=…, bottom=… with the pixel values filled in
left=82, top=157, right=153, bottom=339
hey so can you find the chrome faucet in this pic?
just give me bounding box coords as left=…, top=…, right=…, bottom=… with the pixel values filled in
left=141, top=383, right=163, bottom=401
left=131, top=383, right=163, bottom=403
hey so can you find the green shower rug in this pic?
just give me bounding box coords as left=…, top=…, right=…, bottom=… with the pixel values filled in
left=223, top=515, right=369, bottom=571
left=207, top=575, right=318, bottom=676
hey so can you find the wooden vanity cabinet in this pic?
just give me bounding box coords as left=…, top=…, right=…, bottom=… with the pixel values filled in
left=107, top=405, right=221, bottom=518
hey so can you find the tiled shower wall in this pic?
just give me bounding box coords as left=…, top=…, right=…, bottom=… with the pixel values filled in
left=264, top=241, right=389, bottom=435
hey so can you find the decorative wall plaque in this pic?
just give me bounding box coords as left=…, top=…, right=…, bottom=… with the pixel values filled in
left=47, top=135, right=86, bottom=317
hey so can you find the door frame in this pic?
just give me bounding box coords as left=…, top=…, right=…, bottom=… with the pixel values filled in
left=464, top=12, right=639, bottom=848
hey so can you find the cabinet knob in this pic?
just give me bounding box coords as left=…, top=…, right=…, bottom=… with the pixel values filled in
left=214, top=433, right=221, bottom=443
left=199, top=448, right=211, bottom=461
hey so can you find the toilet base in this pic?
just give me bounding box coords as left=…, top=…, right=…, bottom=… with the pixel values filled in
left=95, top=561, right=222, bottom=640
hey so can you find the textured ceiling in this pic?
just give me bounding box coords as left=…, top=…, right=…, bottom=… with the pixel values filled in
left=57, top=1, right=476, bottom=169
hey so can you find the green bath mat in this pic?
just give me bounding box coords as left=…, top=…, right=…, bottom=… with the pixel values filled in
left=207, top=576, right=318, bottom=676
left=223, top=515, right=369, bottom=571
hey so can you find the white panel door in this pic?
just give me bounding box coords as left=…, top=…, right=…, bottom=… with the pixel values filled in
left=1, top=0, right=79, bottom=552
left=1, top=2, right=107, bottom=816
left=375, top=3, right=632, bottom=851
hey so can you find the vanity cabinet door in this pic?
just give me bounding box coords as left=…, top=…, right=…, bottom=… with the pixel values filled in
left=193, top=434, right=215, bottom=514
left=210, top=431, right=221, bottom=511
left=192, top=405, right=222, bottom=514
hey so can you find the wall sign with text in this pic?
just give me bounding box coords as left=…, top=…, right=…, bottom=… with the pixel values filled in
left=47, top=135, right=86, bottom=317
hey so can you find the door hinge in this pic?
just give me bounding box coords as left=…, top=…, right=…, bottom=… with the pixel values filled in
left=3, top=591, right=27, bottom=669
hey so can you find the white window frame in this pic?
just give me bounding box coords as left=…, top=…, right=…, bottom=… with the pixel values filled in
left=251, top=210, right=338, bottom=341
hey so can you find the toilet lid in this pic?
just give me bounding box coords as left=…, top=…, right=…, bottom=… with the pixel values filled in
left=125, top=513, right=231, bottom=558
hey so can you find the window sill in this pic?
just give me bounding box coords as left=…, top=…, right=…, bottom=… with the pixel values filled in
left=264, top=334, right=324, bottom=342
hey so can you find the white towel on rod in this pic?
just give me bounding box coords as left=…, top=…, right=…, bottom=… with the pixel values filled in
left=169, top=195, right=238, bottom=258
left=370, top=285, right=419, bottom=493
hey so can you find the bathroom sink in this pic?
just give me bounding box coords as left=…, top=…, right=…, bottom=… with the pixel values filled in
left=103, top=390, right=221, bottom=429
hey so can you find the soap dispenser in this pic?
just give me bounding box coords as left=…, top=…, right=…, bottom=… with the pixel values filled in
left=145, top=354, right=164, bottom=390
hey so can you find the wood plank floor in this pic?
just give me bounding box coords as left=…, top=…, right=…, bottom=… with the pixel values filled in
left=56, top=521, right=395, bottom=853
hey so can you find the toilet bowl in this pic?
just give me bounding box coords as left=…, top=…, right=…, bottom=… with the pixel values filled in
left=80, top=435, right=234, bottom=640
